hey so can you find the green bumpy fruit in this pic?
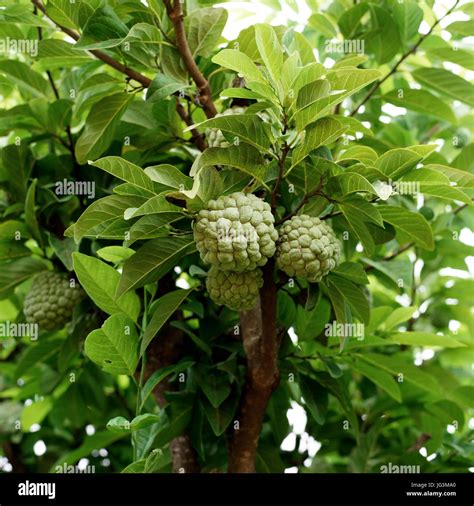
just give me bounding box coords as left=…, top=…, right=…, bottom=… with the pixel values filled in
left=194, top=192, right=278, bottom=271
left=276, top=215, right=341, bottom=282
left=206, top=106, right=247, bottom=148
left=206, top=267, right=263, bottom=311
left=23, top=272, right=85, bottom=331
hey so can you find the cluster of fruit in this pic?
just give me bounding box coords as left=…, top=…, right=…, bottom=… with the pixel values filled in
left=194, top=192, right=341, bottom=311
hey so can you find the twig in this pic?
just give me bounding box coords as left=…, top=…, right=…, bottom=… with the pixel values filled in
left=350, top=0, right=460, bottom=117
left=30, top=0, right=206, bottom=151
left=364, top=242, right=414, bottom=272
left=276, top=177, right=325, bottom=225
left=163, top=0, right=217, bottom=118
left=272, top=142, right=290, bottom=210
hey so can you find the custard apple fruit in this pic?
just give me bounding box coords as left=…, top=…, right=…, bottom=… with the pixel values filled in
left=206, top=106, right=247, bottom=148
left=206, top=267, right=263, bottom=311
left=194, top=192, right=278, bottom=271
left=276, top=215, right=341, bottom=282
left=23, top=271, right=85, bottom=331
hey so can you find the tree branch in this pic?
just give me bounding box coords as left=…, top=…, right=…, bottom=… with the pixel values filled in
left=364, top=242, right=414, bottom=272
left=30, top=0, right=206, bottom=151
left=163, top=0, right=217, bottom=119
left=350, top=0, right=460, bottom=117
left=228, top=259, right=280, bottom=472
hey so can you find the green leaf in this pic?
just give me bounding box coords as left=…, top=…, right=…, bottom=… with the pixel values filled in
left=196, top=145, right=271, bottom=188
left=147, top=73, right=191, bottom=102
left=0, top=61, right=49, bottom=98
left=381, top=306, right=415, bottom=330
left=71, top=195, right=145, bottom=242
left=191, top=114, right=272, bottom=153
left=309, top=13, right=338, bottom=38
left=75, top=93, right=132, bottom=164
left=140, top=361, right=195, bottom=410
left=295, top=297, right=331, bottom=340
left=392, top=1, right=423, bottom=42
left=295, top=69, right=381, bottom=129
left=202, top=391, right=238, bottom=436
left=85, top=313, right=139, bottom=375
left=254, top=24, right=283, bottom=84
left=153, top=394, right=194, bottom=447
left=21, top=398, right=53, bottom=432
left=327, top=172, right=376, bottom=196
left=332, top=262, right=369, bottom=285
left=117, top=236, right=196, bottom=296
left=377, top=205, right=434, bottom=251
left=24, top=179, right=42, bottom=246
left=75, top=5, right=128, bottom=49
left=425, top=164, right=474, bottom=188
left=327, top=274, right=370, bottom=324
left=0, top=242, right=30, bottom=262
left=50, top=432, right=126, bottom=470
left=15, top=339, right=63, bottom=380
left=388, top=332, right=466, bottom=348
left=107, top=416, right=131, bottom=433
left=96, top=246, right=135, bottom=264
left=212, top=49, right=265, bottom=84
left=412, top=68, right=474, bottom=107
left=383, top=88, right=456, bottom=124
left=130, top=414, right=161, bottom=431
left=421, top=185, right=472, bottom=205
left=290, top=118, right=347, bottom=170
left=375, top=148, right=422, bottom=179
left=363, top=5, right=401, bottom=64
left=352, top=359, right=401, bottom=403
left=126, top=194, right=183, bottom=220
left=0, top=257, right=48, bottom=300
left=91, top=157, right=157, bottom=193
left=185, top=7, right=228, bottom=57
left=73, top=252, right=141, bottom=321
left=140, top=289, right=193, bottom=356
left=427, top=47, right=474, bottom=72
left=360, top=353, right=442, bottom=396
left=338, top=146, right=378, bottom=165
left=299, top=374, right=328, bottom=425
left=46, top=0, right=94, bottom=30
left=197, top=367, right=232, bottom=408
left=144, top=164, right=193, bottom=190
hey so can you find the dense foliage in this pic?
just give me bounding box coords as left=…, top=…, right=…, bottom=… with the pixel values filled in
left=0, top=0, right=472, bottom=475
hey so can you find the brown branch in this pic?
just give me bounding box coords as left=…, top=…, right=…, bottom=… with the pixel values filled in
left=350, top=0, right=460, bottom=117
left=141, top=274, right=200, bottom=473
left=31, top=0, right=206, bottom=151
left=176, top=101, right=207, bottom=151
left=163, top=0, right=217, bottom=118
left=364, top=242, right=414, bottom=272
left=276, top=177, right=325, bottom=225
left=228, top=259, right=280, bottom=472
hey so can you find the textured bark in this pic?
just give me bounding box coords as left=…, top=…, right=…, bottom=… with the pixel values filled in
left=228, top=260, right=280, bottom=472
left=142, top=275, right=200, bottom=473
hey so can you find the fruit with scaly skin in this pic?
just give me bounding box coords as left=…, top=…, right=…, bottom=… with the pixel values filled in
left=23, top=272, right=85, bottom=331
left=205, top=106, right=247, bottom=148
left=206, top=267, right=263, bottom=311
left=276, top=215, right=340, bottom=282
left=194, top=192, right=278, bottom=271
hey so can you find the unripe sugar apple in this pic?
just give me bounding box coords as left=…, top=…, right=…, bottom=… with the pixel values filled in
left=276, top=215, right=340, bottom=282
left=24, top=271, right=85, bottom=331
left=206, top=267, right=263, bottom=311
left=194, top=192, right=278, bottom=271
